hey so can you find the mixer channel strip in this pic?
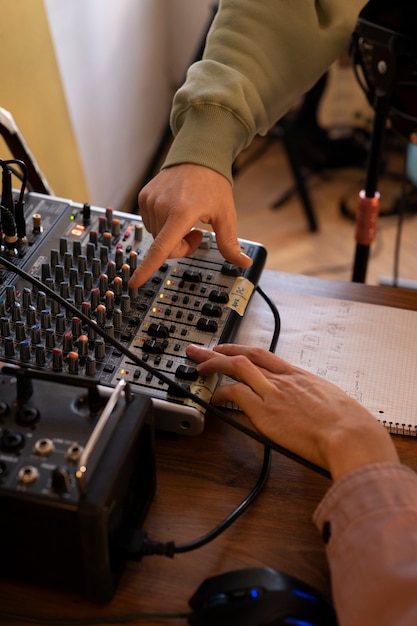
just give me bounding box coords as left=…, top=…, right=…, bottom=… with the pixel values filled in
left=0, top=192, right=267, bottom=435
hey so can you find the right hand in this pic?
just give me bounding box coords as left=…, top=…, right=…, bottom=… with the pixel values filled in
left=128, top=164, right=253, bottom=288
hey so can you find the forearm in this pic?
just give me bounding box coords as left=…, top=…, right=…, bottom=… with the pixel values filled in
left=314, top=463, right=417, bottom=626
left=164, top=0, right=368, bottom=181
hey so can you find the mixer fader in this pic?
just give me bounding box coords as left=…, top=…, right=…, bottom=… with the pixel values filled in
left=0, top=192, right=267, bottom=435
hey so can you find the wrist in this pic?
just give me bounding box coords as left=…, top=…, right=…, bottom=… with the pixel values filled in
left=323, top=421, right=400, bottom=481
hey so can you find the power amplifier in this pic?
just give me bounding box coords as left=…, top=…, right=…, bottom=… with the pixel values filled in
left=0, top=365, right=155, bottom=602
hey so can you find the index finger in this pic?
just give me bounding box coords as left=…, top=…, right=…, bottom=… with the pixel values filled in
left=128, top=226, right=203, bottom=288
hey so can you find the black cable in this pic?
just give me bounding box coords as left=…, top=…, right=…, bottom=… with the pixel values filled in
left=0, top=253, right=330, bottom=479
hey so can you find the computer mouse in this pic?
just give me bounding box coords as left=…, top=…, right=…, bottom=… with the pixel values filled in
left=187, top=567, right=336, bottom=626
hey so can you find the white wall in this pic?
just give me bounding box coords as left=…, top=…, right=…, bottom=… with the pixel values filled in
left=44, top=0, right=215, bottom=211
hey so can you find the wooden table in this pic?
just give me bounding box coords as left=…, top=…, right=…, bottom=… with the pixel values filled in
left=1, top=271, right=417, bottom=626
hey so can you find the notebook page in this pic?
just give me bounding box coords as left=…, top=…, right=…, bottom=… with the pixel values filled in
left=236, top=289, right=417, bottom=434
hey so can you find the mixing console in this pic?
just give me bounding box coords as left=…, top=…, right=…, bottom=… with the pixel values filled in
left=0, top=192, right=267, bottom=435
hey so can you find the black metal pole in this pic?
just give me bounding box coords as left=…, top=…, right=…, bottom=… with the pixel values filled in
left=351, top=92, right=390, bottom=283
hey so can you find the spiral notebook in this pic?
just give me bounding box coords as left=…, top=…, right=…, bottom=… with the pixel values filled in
left=236, top=288, right=417, bottom=436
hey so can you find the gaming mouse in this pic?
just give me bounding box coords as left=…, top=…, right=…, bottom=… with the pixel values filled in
left=187, top=567, right=336, bottom=625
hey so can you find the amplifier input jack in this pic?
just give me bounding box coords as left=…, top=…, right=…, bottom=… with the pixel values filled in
left=17, top=465, right=39, bottom=485
left=65, top=443, right=83, bottom=463
left=33, top=438, right=54, bottom=457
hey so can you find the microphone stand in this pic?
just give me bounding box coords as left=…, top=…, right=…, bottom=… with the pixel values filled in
left=351, top=92, right=390, bottom=283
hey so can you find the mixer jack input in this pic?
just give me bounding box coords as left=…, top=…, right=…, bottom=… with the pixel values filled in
left=65, top=443, right=83, bottom=463
left=17, top=465, right=39, bottom=485
left=33, top=438, right=54, bottom=457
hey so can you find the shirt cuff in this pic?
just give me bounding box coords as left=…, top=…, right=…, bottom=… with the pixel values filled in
left=313, top=462, right=417, bottom=544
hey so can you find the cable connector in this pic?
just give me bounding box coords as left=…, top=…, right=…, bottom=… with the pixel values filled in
left=117, top=528, right=176, bottom=561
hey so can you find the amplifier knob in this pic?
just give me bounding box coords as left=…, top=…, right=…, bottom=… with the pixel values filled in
left=35, top=345, right=46, bottom=366
left=4, top=337, right=15, bottom=358
left=22, top=287, right=32, bottom=307
left=85, top=355, right=97, bottom=376
left=15, top=321, right=26, bottom=342
left=19, top=340, right=31, bottom=362
left=107, top=260, right=116, bottom=282
left=1, top=317, right=11, bottom=338
left=10, top=302, right=22, bottom=322
left=78, top=255, right=87, bottom=274
left=52, top=348, right=63, bottom=371
left=68, top=352, right=79, bottom=374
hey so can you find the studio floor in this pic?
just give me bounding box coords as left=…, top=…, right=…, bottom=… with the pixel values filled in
left=230, top=133, right=417, bottom=288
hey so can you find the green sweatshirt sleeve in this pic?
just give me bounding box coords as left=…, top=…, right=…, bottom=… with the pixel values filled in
left=162, top=0, right=368, bottom=182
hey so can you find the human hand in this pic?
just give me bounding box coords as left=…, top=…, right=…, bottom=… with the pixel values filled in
left=128, top=164, right=253, bottom=288
left=186, top=344, right=399, bottom=480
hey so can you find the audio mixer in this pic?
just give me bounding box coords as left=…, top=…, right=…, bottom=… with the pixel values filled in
left=0, top=191, right=267, bottom=435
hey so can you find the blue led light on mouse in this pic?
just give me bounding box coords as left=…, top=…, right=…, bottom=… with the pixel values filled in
left=188, top=567, right=337, bottom=626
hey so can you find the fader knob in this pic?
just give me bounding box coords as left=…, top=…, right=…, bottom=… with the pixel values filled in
left=175, top=365, right=199, bottom=381
left=148, top=323, right=170, bottom=338
left=209, top=289, right=229, bottom=304
left=182, top=270, right=202, bottom=282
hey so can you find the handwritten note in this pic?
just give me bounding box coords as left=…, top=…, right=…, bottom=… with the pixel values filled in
left=236, top=289, right=417, bottom=435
